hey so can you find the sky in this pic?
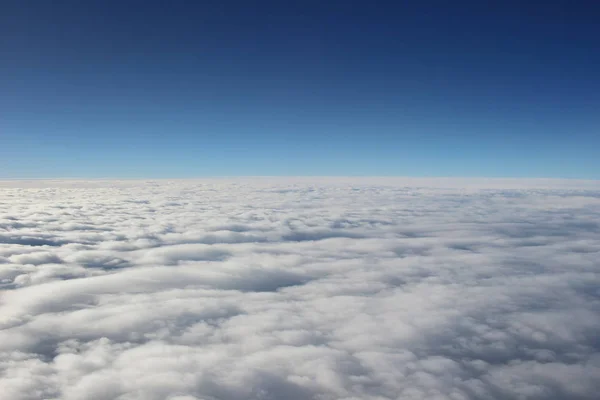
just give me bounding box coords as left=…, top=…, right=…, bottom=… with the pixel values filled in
left=1, top=0, right=599, bottom=179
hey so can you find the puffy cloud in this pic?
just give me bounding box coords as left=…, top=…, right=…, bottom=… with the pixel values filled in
left=0, top=178, right=599, bottom=400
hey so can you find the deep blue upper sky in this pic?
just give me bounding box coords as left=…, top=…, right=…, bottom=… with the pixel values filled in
left=2, top=0, right=599, bottom=178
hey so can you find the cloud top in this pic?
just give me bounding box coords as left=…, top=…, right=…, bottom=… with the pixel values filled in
left=1, top=178, right=599, bottom=400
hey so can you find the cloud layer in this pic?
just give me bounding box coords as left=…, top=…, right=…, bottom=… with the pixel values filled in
left=1, top=178, right=599, bottom=400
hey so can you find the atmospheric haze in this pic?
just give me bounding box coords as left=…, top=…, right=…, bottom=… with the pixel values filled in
left=1, top=178, right=599, bottom=400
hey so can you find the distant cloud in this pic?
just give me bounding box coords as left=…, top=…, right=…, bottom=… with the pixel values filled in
left=0, top=178, right=599, bottom=400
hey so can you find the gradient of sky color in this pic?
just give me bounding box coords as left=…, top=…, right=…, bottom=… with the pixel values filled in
left=2, top=0, right=599, bottom=178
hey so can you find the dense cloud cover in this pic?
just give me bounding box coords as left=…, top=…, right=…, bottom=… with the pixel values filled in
left=1, top=178, right=599, bottom=400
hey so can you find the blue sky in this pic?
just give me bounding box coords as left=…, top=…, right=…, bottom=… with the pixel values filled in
left=2, top=0, right=599, bottom=178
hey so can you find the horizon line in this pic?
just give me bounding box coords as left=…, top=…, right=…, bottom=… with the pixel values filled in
left=1, top=176, right=599, bottom=182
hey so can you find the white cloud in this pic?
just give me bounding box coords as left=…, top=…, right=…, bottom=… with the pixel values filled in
left=0, top=178, right=599, bottom=400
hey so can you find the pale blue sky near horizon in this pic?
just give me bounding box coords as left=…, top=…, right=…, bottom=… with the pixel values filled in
left=2, top=1, right=599, bottom=179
